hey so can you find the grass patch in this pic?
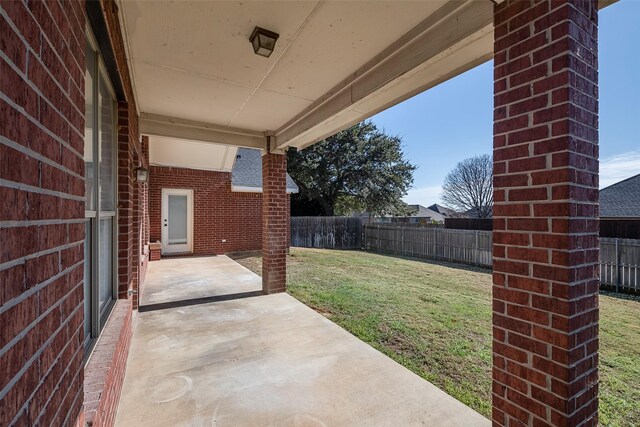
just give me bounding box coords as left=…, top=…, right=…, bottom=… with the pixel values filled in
left=234, top=248, right=640, bottom=425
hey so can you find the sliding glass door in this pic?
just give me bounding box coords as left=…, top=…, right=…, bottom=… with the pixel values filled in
left=84, top=34, right=117, bottom=353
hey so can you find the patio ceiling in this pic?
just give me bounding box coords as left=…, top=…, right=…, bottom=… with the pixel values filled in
left=119, top=0, right=495, bottom=151
left=120, top=0, right=612, bottom=152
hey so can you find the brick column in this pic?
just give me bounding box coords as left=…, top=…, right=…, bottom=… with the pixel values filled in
left=262, top=146, right=288, bottom=294
left=117, top=101, right=135, bottom=299
left=493, top=1, right=599, bottom=426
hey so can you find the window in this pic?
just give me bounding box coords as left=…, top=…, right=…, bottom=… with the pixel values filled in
left=84, top=33, right=117, bottom=353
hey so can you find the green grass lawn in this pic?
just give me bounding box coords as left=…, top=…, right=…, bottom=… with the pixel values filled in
left=234, top=248, right=640, bottom=426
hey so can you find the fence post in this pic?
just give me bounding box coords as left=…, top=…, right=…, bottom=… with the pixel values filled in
left=475, top=230, right=479, bottom=265
left=615, top=238, right=620, bottom=293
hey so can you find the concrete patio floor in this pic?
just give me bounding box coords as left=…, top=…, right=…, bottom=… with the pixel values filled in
left=116, top=256, right=489, bottom=426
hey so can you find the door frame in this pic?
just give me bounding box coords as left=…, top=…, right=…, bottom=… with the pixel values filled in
left=161, top=188, right=194, bottom=254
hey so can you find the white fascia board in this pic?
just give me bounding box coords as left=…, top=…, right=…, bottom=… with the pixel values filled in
left=275, top=0, right=493, bottom=149
left=141, top=113, right=266, bottom=149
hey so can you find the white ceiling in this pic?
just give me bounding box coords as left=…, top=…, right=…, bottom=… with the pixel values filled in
left=119, top=0, right=445, bottom=132
left=120, top=0, right=617, bottom=151
left=149, top=136, right=237, bottom=172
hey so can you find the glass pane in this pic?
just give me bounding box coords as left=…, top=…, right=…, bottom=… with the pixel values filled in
left=99, top=218, right=113, bottom=314
left=84, top=221, right=92, bottom=345
left=168, top=195, right=187, bottom=244
left=84, top=43, right=95, bottom=211
left=98, top=74, right=115, bottom=211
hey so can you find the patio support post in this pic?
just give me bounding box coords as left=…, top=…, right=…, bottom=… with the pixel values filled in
left=492, top=1, right=599, bottom=426
left=262, top=138, right=288, bottom=294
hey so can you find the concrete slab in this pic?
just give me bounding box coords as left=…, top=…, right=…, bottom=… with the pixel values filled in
left=117, top=257, right=489, bottom=426
left=140, top=255, right=262, bottom=306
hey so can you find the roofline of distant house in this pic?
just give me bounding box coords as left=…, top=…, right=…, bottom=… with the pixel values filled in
left=600, top=216, right=640, bottom=220
left=599, top=172, right=640, bottom=192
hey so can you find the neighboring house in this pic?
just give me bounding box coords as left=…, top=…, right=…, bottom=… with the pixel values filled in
left=149, top=145, right=298, bottom=256
left=599, top=173, right=640, bottom=239
left=405, top=204, right=447, bottom=223
left=600, top=173, right=640, bottom=219
left=427, top=203, right=465, bottom=219
left=357, top=203, right=464, bottom=224
left=464, top=206, right=493, bottom=219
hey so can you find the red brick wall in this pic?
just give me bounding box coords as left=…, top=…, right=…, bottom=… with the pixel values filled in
left=117, top=102, right=136, bottom=300
left=138, top=137, right=150, bottom=296
left=86, top=3, right=140, bottom=426
left=492, top=1, right=599, bottom=425
left=149, top=166, right=274, bottom=255
left=261, top=151, right=288, bottom=294
left=83, top=300, right=132, bottom=426
left=0, top=0, right=86, bottom=425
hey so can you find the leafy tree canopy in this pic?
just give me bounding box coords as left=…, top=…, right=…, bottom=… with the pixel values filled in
left=288, top=121, right=416, bottom=216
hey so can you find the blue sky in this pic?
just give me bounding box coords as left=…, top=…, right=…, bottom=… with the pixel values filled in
left=370, top=1, right=640, bottom=207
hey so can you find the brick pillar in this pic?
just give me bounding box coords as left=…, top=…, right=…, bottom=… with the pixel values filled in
left=262, top=146, right=288, bottom=294
left=117, top=101, right=135, bottom=299
left=493, top=1, right=599, bottom=426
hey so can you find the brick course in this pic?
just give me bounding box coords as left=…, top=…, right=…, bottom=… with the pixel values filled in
left=493, top=1, right=599, bottom=426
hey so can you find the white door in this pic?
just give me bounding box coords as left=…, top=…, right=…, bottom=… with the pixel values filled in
left=161, top=189, right=193, bottom=254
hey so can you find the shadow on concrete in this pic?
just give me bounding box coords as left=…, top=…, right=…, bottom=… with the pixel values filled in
left=138, top=290, right=264, bottom=313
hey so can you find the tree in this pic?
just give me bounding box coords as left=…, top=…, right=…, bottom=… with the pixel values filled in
left=288, top=121, right=416, bottom=216
left=441, top=154, right=493, bottom=218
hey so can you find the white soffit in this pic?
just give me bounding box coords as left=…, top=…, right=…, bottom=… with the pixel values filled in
left=119, top=0, right=446, bottom=132
left=149, top=136, right=237, bottom=172
left=122, top=0, right=617, bottom=152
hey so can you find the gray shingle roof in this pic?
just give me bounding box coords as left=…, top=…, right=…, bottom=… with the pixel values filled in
left=427, top=203, right=462, bottom=218
left=231, top=148, right=299, bottom=193
left=600, top=173, right=640, bottom=218
left=407, top=204, right=446, bottom=222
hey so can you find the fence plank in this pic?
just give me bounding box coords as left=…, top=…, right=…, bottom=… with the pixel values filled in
left=600, top=237, right=640, bottom=292
left=363, top=227, right=640, bottom=292
left=290, top=217, right=362, bottom=249
left=290, top=220, right=640, bottom=293
left=364, top=224, right=493, bottom=268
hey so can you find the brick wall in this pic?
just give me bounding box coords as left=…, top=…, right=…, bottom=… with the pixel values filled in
left=492, top=1, right=599, bottom=425
left=261, top=151, right=288, bottom=294
left=0, top=0, right=86, bottom=425
left=137, top=137, right=150, bottom=297
left=83, top=299, right=132, bottom=426
left=85, top=2, right=140, bottom=426
left=117, top=102, right=135, bottom=300
left=149, top=166, right=273, bottom=255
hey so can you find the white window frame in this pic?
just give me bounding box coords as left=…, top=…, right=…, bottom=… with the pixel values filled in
left=84, top=27, right=119, bottom=357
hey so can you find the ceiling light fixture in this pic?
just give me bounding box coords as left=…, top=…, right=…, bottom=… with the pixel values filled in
left=250, top=26, right=279, bottom=58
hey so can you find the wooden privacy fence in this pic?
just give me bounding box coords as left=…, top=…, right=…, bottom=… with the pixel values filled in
left=291, top=219, right=640, bottom=293
left=290, top=216, right=363, bottom=249
left=600, top=238, right=640, bottom=293
left=364, top=224, right=493, bottom=267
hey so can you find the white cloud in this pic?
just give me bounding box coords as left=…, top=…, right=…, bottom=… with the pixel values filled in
left=403, top=151, right=640, bottom=206
left=600, top=151, right=640, bottom=188
left=403, top=185, right=443, bottom=207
